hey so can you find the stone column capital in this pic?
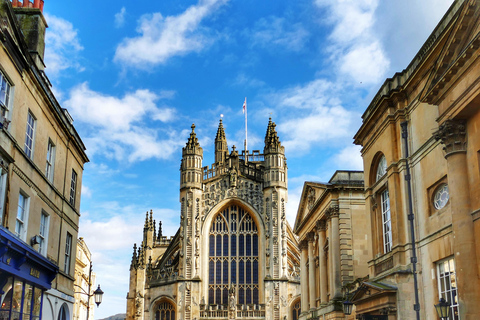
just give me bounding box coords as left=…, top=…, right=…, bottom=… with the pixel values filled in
left=326, top=204, right=339, bottom=219
left=316, top=220, right=326, bottom=231
left=307, top=232, right=316, bottom=243
left=299, top=240, right=309, bottom=250
left=434, top=119, right=467, bottom=157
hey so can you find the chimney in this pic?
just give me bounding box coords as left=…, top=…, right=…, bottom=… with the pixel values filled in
left=12, top=0, right=47, bottom=71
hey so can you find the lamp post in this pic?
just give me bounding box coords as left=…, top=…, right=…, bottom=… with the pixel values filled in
left=343, top=288, right=354, bottom=317
left=74, top=261, right=104, bottom=320
left=434, top=298, right=451, bottom=320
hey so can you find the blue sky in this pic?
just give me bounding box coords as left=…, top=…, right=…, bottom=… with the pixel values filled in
left=41, top=0, right=453, bottom=318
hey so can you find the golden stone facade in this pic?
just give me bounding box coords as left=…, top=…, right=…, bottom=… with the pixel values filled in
left=127, top=120, right=301, bottom=320
left=351, top=0, right=480, bottom=319
left=0, top=0, right=89, bottom=319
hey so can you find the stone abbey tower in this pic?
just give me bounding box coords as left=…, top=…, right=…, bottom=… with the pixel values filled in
left=126, top=119, right=301, bottom=320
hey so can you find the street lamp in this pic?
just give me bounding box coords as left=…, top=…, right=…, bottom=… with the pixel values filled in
left=74, top=262, right=104, bottom=320
left=93, top=285, right=104, bottom=306
left=434, top=298, right=451, bottom=320
left=343, top=299, right=353, bottom=315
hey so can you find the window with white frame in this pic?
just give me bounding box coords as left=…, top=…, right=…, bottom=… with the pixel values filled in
left=38, top=211, right=49, bottom=255
left=437, top=257, right=460, bottom=320
left=24, top=111, right=36, bottom=159
left=381, top=189, right=392, bottom=253
left=16, top=192, right=29, bottom=240
left=45, top=140, right=55, bottom=182
left=376, top=154, right=392, bottom=254
left=69, top=169, right=77, bottom=207
left=376, top=155, right=387, bottom=181
left=64, top=232, right=72, bottom=274
left=0, top=70, right=12, bottom=120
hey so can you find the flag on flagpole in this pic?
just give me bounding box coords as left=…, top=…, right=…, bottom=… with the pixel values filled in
left=242, top=98, right=246, bottom=114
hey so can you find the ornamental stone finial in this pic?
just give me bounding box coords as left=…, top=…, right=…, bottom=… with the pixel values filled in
left=433, top=119, right=467, bottom=157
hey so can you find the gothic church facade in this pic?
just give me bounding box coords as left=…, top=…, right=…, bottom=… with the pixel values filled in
left=127, top=119, right=301, bottom=320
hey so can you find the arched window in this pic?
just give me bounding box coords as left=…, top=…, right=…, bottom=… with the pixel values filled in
left=376, top=155, right=387, bottom=181
left=155, top=301, right=175, bottom=320
left=375, top=155, right=391, bottom=254
left=292, top=300, right=301, bottom=320
left=58, top=303, right=69, bottom=320
left=208, top=204, right=259, bottom=305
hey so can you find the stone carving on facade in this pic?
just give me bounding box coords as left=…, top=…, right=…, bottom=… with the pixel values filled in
left=229, top=286, right=236, bottom=320
left=433, top=119, right=467, bottom=157
left=307, top=187, right=315, bottom=210
left=202, top=178, right=263, bottom=215
left=135, top=292, right=144, bottom=319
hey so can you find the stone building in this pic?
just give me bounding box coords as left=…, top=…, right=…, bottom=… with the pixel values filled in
left=0, top=0, right=89, bottom=319
left=73, top=238, right=96, bottom=320
left=127, top=119, right=301, bottom=320
left=352, top=0, right=480, bottom=319
left=293, top=171, right=368, bottom=320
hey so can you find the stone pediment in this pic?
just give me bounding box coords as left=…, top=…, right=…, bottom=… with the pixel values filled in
left=422, top=0, right=480, bottom=104
left=293, top=182, right=328, bottom=233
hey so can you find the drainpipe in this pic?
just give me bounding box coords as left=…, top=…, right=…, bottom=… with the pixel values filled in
left=400, top=121, right=421, bottom=320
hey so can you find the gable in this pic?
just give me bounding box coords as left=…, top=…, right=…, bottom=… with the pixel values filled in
left=293, top=182, right=328, bottom=233
left=422, top=0, right=480, bottom=104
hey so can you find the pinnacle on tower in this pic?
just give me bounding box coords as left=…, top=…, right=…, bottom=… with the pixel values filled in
left=158, top=221, right=163, bottom=240
left=149, top=210, right=153, bottom=228
left=130, top=243, right=138, bottom=270
left=265, top=117, right=281, bottom=149
left=185, top=124, right=200, bottom=149
left=144, top=212, right=149, bottom=229
left=215, top=119, right=228, bottom=163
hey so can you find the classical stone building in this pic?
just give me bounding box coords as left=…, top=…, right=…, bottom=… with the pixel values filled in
left=352, top=0, right=480, bottom=319
left=127, top=119, right=301, bottom=320
left=293, top=171, right=368, bottom=320
left=73, top=238, right=97, bottom=320
left=0, top=0, right=89, bottom=319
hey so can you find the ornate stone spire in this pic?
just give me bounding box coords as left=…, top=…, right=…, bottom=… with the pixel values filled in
left=264, top=117, right=282, bottom=150
left=130, top=243, right=138, bottom=270
left=158, top=221, right=163, bottom=240
left=215, top=119, right=228, bottom=163
left=144, top=212, right=149, bottom=229
left=185, top=124, right=200, bottom=149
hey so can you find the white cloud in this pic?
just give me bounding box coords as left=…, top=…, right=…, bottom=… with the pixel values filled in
left=64, top=83, right=183, bottom=162
left=266, top=79, right=357, bottom=153
left=250, top=16, right=309, bottom=52
left=314, top=0, right=389, bottom=85
left=114, top=7, right=126, bottom=28
left=114, top=0, right=228, bottom=68
left=44, top=14, right=84, bottom=77
left=332, top=145, right=363, bottom=170
left=81, top=184, right=92, bottom=198
left=339, top=41, right=390, bottom=84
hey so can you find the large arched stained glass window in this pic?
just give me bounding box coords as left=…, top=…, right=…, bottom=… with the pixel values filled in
left=155, top=301, right=175, bottom=320
left=209, top=204, right=259, bottom=306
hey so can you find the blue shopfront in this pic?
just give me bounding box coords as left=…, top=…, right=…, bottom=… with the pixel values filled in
left=0, top=227, right=58, bottom=320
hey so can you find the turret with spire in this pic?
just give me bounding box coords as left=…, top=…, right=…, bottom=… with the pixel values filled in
left=264, top=118, right=287, bottom=189
left=180, top=124, right=203, bottom=190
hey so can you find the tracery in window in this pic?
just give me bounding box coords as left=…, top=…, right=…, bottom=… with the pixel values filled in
left=376, top=155, right=387, bottom=181
left=292, top=300, right=301, bottom=320
left=433, top=183, right=449, bottom=210
left=209, top=204, right=259, bottom=305
left=155, top=301, right=175, bottom=320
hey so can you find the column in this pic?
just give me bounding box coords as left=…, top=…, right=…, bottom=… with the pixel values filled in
left=316, top=220, right=327, bottom=304
left=434, top=120, right=480, bottom=319
left=308, top=233, right=316, bottom=310
left=330, top=205, right=342, bottom=299
left=300, top=240, right=309, bottom=313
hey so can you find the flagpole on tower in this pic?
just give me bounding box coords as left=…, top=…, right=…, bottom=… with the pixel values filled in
left=243, top=97, right=247, bottom=157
